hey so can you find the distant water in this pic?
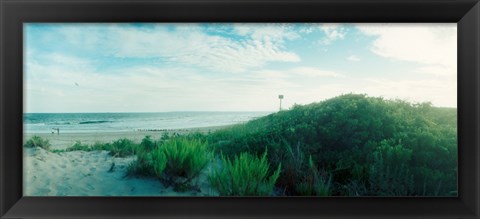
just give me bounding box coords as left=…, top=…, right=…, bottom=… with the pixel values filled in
left=24, top=112, right=272, bottom=133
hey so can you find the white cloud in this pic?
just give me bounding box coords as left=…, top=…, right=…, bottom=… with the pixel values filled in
left=318, top=24, right=347, bottom=45
left=233, top=23, right=300, bottom=43
left=354, top=23, right=457, bottom=107
left=45, top=24, right=301, bottom=73
left=356, top=23, right=457, bottom=76
left=254, top=67, right=342, bottom=78
left=347, top=55, right=361, bottom=62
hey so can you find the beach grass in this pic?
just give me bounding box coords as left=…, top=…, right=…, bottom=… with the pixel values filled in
left=24, top=136, right=51, bottom=150
left=162, top=138, right=212, bottom=180
left=209, top=150, right=281, bottom=196
left=127, top=144, right=167, bottom=178
left=127, top=136, right=212, bottom=191
left=295, top=156, right=332, bottom=196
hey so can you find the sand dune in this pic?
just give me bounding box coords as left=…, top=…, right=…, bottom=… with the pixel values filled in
left=23, top=147, right=217, bottom=196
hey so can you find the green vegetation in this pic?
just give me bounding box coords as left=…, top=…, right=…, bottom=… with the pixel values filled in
left=109, top=138, right=139, bottom=157
left=140, top=135, right=156, bottom=151
left=209, top=151, right=281, bottom=196
left=161, top=138, right=212, bottom=182
left=208, top=94, right=457, bottom=196
left=295, top=156, right=332, bottom=196
left=66, top=141, right=92, bottom=152
left=49, top=140, right=139, bottom=157
left=29, top=94, right=457, bottom=196
left=24, top=136, right=51, bottom=150
left=127, top=145, right=167, bottom=178
left=127, top=137, right=212, bottom=191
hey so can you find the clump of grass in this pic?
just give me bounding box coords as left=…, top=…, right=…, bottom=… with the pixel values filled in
left=47, top=137, right=151, bottom=159
left=65, top=141, right=91, bottom=152
left=160, top=132, right=170, bottom=141
left=128, top=137, right=212, bottom=191
left=126, top=136, right=160, bottom=176
left=51, top=141, right=112, bottom=153
left=24, top=136, right=51, bottom=150
left=91, top=142, right=113, bottom=151
left=162, top=138, right=212, bottom=183
left=295, top=156, right=332, bottom=196
left=140, top=135, right=156, bottom=151
left=109, top=138, right=139, bottom=157
left=50, top=149, right=65, bottom=153
left=209, top=151, right=281, bottom=196
left=127, top=146, right=167, bottom=177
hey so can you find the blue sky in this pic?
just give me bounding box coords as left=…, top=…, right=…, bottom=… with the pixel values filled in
left=24, top=23, right=457, bottom=113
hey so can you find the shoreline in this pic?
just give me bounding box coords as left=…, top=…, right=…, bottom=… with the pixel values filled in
left=24, top=125, right=232, bottom=149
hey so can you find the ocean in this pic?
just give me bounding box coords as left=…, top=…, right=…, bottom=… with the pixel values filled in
left=24, top=112, right=272, bottom=133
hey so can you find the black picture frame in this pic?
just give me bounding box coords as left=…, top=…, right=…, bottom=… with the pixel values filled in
left=1, top=0, right=479, bottom=218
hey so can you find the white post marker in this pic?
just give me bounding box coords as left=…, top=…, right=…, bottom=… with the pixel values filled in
left=278, top=94, right=284, bottom=111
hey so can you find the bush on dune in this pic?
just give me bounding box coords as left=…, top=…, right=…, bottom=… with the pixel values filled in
left=66, top=141, right=91, bottom=152
left=109, top=138, right=139, bottom=157
left=162, top=138, right=212, bottom=183
left=368, top=139, right=414, bottom=196
left=140, top=135, right=157, bottom=151
left=127, top=145, right=167, bottom=178
left=208, top=94, right=457, bottom=196
left=128, top=137, right=212, bottom=191
left=56, top=136, right=156, bottom=156
left=24, top=136, right=51, bottom=150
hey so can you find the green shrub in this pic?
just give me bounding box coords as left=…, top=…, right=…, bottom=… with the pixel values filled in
left=110, top=138, right=139, bottom=157
left=207, top=94, right=457, bottom=196
left=140, top=135, right=156, bottom=151
left=368, top=140, right=414, bottom=196
left=209, top=151, right=281, bottom=196
left=268, top=141, right=307, bottom=195
left=128, top=137, right=211, bottom=191
left=295, top=156, right=332, bottom=196
left=66, top=141, right=91, bottom=152
left=161, top=132, right=170, bottom=141
left=91, top=142, right=113, bottom=151
left=151, top=148, right=167, bottom=177
left=162, top=138, right=212, bottom=181
left=24, top=136, right=51, bottom=150
left=127, top=147, right=167, bottom=178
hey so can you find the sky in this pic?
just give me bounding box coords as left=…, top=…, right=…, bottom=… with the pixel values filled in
left=24, top=23, right=457, bottom=113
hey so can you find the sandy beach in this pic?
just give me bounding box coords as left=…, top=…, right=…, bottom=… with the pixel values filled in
left=24, top=125, right=230, bottom=150
left=23, top=127, right=224, bottom=196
